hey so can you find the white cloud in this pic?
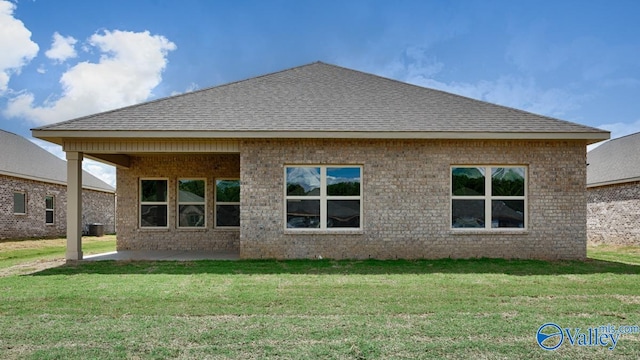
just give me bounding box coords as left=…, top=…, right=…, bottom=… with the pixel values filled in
left=0, top=0, right=39, bottom=93
left=5, top=29, right=176, bottom=125
left=45, top=32, right=78, bottom=63
left=373, top=47, right=581, bottom=119
left=30, top=139, right=116, bottom=187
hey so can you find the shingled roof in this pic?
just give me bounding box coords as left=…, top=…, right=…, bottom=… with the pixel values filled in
left=0, top=130, right=114, bottom=192
left=587, top=132, right=640, bottom=187
left=33, top=62, right=608, bottom=144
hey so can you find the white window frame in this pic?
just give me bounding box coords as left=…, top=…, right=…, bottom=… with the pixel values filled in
left=214, top=178, right=240, bottom=229
left=284, top=165, right=363, bottom=231
left=140, top=178, right=169, bottom=229
left=13, top=191, right=26, bottom=215
left=45, top=195, right=55, bottom=225
left=451, top=165, right=527, bottom=230
left=177, top=178, right=207, bottom=228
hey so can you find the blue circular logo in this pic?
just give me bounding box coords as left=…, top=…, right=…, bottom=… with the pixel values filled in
left=537, top=323, right=564, bottom=351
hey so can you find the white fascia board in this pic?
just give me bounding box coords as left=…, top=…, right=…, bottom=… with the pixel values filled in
left=0, top=170, right=115, bottom=193
left=33, top=129, right=610, bottom=144
left=587, top=176, right=640, bottom=188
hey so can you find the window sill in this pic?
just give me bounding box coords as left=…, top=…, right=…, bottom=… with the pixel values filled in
left=285, top=229, right=364, bottom=235
left=450, top=229, right=528, bottom=235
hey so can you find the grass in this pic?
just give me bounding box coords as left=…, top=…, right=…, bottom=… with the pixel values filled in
left=0, top=238, right=639, bottom=359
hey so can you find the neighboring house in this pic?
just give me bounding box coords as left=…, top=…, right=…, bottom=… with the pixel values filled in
left=587, top=132, right=640, bottom=245
left=32, top=62, right=609, bottom=260
left=0, top=130, right=115, bottom=239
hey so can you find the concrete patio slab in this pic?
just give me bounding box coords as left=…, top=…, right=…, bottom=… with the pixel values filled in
left=83, top=250, right=240, bottom=261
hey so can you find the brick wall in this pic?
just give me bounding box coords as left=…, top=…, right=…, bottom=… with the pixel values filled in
left=240, top=139, right=587, bottom=260
left=0, top=174, right=115, bottom=239
left=587, top=181, right=640, bottom=245
left=116, top=154, right=240, bottom=251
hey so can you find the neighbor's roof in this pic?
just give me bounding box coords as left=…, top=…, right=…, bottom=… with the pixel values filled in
left=0, top=130, right=115, bottom=192
left=33, top=62, right=608, bottom=144
left=587, top=132, right=640, bottom=187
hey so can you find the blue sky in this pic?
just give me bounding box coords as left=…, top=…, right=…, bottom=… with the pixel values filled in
left=1, top=0, right=639, bottom=186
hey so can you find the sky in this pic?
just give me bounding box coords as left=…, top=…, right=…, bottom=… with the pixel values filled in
left=1, top=0, right=639, bottom=187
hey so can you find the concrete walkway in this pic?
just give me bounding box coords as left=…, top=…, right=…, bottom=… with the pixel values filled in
left=83, top=250, right=240, bottom=261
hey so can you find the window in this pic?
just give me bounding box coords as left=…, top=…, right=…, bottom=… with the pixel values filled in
left=215, top=179, right=240, bottom=228
left=178, top=179, right=206, bottom=228
left=451, top=166, right=526, bottom=229
left=140, top=179, right=168, bottom=228
left=13, top=192, right=26, bottom=214
left=285, top=166, right=362, bottom=230
left=45, top=196, right=54, bottom=224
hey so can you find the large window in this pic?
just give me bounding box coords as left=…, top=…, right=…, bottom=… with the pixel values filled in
left=285, top=166, right=362, bottom=230
left=45, top=196, right=55, bottom=224
left=13, top=192, right=26, bottom=215
left=140, top=179, right=168, bottom=228
left=451, top=166, right=526, bottom=229
left=178, top=179, right=206, bottom=228
left=215, top=179, right=240, bottom=228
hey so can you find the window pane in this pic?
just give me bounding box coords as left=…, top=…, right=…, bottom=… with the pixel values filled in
left=179, top=205, right=205, bottom=227
left=141, top=205, right=167, bottom=227
left=141, top=180, right=167, bottom=202
left=452, top=167, right=485, bottom=196
left=327, top=200, right=360, bottom=228
left=216, top=205, right=240, bottom=227
left=286, top=200, right=320, bottom=228
left=46, top=211, right=54, bottom=224
left=452, top=200, right=485, bottom=228
left=492, top=168, right=525, bottom=196
left=492, top=200, right=525, bottom=228
left=327, top=167, right=361, bottom=196
left=179, top=180, right=205, bottom=202
left=45, top=196, right=54, bottom=210
left=14, top=193, right=25, bottom=214
left=216, top=180, right=240, bottom=202
left=286, top=167, right=321, bottom=196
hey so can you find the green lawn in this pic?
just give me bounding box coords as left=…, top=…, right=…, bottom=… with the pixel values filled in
left=0, top=239, right=638, bottom=359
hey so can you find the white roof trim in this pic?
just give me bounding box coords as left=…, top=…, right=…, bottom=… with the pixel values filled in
left=587, top=176, right=640, bottom=188
left=33, top=129, right=609, bottom=145
left=0, top=170, right=115, bottom=193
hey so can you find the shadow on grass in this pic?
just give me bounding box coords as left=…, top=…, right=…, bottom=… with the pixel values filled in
left=28, top=258, right=640, bottom=276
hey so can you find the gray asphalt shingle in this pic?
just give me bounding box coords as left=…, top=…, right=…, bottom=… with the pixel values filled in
left=34, top=62, right=605, bottom=136
left=587, top=132, right=640, bottom=186
left=0, top=130, right=115, bottom=192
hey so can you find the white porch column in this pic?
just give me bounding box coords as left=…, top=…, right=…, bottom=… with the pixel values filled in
left=66, top=151, right=83, bottom=260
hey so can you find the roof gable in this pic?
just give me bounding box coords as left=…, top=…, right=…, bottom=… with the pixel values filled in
left=0, top=130, right=115, bottom=192
left=33, top=62, right=608, bottom=143
left=587, top=132, right=640, bottom=187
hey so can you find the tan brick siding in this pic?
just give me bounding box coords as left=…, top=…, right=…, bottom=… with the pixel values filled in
left=0, top=174, right=115, bottom=239
left=116, top=154, right=240, bottom=251
left=240, top=139, right=587, bottom=260
left=587, top=181, right=640, bottom=245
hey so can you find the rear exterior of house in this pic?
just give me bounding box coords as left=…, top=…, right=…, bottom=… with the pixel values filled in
left=32, top=62, right=609, bottom=260
left=0, top=130, right=115, bottom=239
left=587, top=132, right=640, bottom=245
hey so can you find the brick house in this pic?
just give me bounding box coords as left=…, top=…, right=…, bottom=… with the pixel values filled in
left=0, top=130, right=115, bottom=239
left=587, top=132, right=640, bottom=245
left=32, top=62, right=608, bottom=260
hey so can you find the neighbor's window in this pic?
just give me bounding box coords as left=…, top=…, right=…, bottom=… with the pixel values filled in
left=215, top=179, right=240, bottom=228
left=451, top=166, right=526, bottom=229
left=13, top=192, right=26, bottom=214
left=285, top=166, right=362, bottom=230
left=140, top=179, right=168, bottom=228
left=178, top=179, right=206, bottom=228
left=45, top=196, right=55, bottom=224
